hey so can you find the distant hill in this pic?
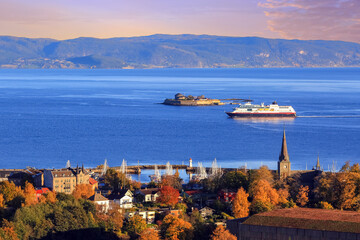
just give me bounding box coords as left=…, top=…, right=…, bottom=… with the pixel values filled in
left=1, top=34, right=360, bottom=69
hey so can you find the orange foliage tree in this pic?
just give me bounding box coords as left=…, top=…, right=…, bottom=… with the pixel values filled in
left=158, top=186, right=180, bottom=207
left=0, top=219, right=19, bottom=240
left=23, top=182, right=37, bottom=206
left=0, top=194, right=5, bottom=208
left=72, top=184, right=95, bottom=199
left=0, top=181, right=23, bottom=205
left=251, top=179, right=279, bottom=206
left=277, top=188, right=290, bottom=205
left=210, top=225, right=236, bottom=240
left=296, top=185, right=309, bottom=207
left=139, top=228, right=160, bottom=240
left=232, top=187, right=250, bottom=218
left=160, top=214, right=193, bottom=240
left=96, top=206, right=124, bottom=233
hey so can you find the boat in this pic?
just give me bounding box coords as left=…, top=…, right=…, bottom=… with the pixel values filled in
left=226, top=101, right=296, bottom=118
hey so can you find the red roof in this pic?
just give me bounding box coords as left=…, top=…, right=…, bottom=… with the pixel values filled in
left=185, top=190, right=202, bottom=195
left=36, top=188, right=50, bottom=195
left=89, top=178, right=98, bottom=185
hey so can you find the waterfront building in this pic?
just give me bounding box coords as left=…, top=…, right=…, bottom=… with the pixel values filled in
left=43, top=165, right=90, bottom=193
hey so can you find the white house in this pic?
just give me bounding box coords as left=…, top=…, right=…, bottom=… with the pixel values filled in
left=108, top=189, right=134, bottom=209
left=126, top=210, right=156, bottom=224
left=135, top=188, right=160, bottom=203
left=88, top=193, right=110, bottom=212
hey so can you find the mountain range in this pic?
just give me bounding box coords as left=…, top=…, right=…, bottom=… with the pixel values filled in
left=1, top=34, right=360, bottom=69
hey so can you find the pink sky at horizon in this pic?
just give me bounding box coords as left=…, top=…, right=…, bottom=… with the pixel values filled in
left=0, top=0, right=359, bottom=43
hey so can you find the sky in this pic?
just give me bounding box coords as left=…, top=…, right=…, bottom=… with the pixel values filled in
left=0, top=0, right=359, bottom=42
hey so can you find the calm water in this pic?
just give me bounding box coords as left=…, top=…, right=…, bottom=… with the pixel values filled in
left=0, top=68, right=359, bottom=174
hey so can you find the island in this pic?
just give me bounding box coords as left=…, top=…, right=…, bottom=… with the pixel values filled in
left=163, top=93, right=225, bottom=106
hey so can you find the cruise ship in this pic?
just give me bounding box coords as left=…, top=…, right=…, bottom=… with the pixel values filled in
left=226, top=101, right=296, bottom=118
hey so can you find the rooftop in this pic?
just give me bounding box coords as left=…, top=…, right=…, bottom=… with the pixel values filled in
left=243, top=208, right=360, bottom=233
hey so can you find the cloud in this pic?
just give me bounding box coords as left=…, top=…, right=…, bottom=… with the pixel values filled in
left=259, top=0, right=360, bottom=43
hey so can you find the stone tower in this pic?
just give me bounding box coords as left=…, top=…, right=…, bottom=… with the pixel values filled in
left=278, top=129, right=291, bottom=179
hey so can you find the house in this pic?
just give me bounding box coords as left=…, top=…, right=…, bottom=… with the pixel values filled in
left=218, top=189, right=236, bottom=202
left=107, top=189, right=134, bottom=209
left=126, top=210, right=156, bottom=224
left=43, top=165, right=90, bottom=194
left=135, top=188, right=160, bottom=203
left=199, top=207, right=214, bottom=218
left=35, top=187, right=50, bottom=201
left=88, top=193, right=110, bottom=212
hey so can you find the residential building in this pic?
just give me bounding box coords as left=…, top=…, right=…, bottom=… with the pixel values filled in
left=218, top=189, right=236, bottom=202
left=135, top=188, right=160, bottom=203
left=199, top=206, right=214, bottom=218
left=43, top=165, right=89, bottom=193
left=88, top=193, right=110, bottom=212
left=127, top=210, right=156, bottom=224
left=107, top=189, right=134, bottom=209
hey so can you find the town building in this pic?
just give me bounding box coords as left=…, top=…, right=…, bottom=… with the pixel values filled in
left=107, top=189, right=134, bottom=209
left=135, top=188, right=160, bottom=203
left=88, top=193, right=110, bottom=212
left=43, top=165, right=90, bottom=193
left=199, top=206, right=215, bottom=219
left=218, top=189, right=236, bottom=202
left=126, top=210, right=156, bottom=224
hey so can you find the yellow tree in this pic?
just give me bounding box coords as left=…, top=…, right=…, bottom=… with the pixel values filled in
left=232, top=187, right=250, bottom=218
left=251, top=179, right=279, bottom=206
left=23, top=182, right=37, bottom=206
left=296, top=185, right=309, bottom=207
left=0, top=193, right=5, bottom=208
left=211, top=225, right=236, bottom=240
left=160, top=214, right=193, bottom=240
left=126, top=215, right=147, bottom=239
left=139, top=228, right=160, bottom=240
left=72, top=184, right=95, bottom=199
left=277, top=188, right=289, bottom=205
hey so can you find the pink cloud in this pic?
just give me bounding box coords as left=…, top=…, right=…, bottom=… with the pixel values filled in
left=259, top=0, right=360, bottom=43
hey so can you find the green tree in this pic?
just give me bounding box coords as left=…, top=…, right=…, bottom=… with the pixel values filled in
left=125, top=215, right=147, bottom=239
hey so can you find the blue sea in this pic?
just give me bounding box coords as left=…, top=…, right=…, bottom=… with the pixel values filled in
left=0, top=68, right=359, bottom=179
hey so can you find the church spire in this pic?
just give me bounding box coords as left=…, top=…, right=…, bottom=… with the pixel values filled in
left=279, top=129, right=289, bottom=162
left=316, top=154, right=321, bottom=171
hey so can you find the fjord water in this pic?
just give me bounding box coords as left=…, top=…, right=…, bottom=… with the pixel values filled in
left=0, top=68, right=359, bottom=173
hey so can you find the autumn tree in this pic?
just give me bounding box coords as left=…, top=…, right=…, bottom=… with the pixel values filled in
left=160, top=214, right=193, bottom=240
left=220, top=171, right=248, bottom=191
left=72, top=184, right=95, bottom=199
left=0, top=194, right=5, bottom=209
left=0, top=181, right=24, bottom=207
left=210, top=225, right=236, bottom=240
left=44, top=191, right=57, bottom=203
left=125, top=215, right=147, bottom=239
left=251, top=179, right=279, bottom=205
left=23, top=182, right=37, bottom=206
left=139, top=228, right=160, bottom=240
left=232, top=187, right=250, bottom=218
left=277, top=188, right=290, bottom=205
left=296, top=185, right=309, bottom=207
left=96, top=206, right=124, bottom=233
left=158, top=186, right=180, bottom=207
left=0, top=219, right=19, bottom=240
left=249, top=166, right=274, bottom=187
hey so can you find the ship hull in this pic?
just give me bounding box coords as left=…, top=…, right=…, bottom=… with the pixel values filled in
left=226, top=112, right=296, bottom=118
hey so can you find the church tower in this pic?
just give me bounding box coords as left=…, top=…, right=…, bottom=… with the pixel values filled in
left=278, top=129, right=291, bottom=179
